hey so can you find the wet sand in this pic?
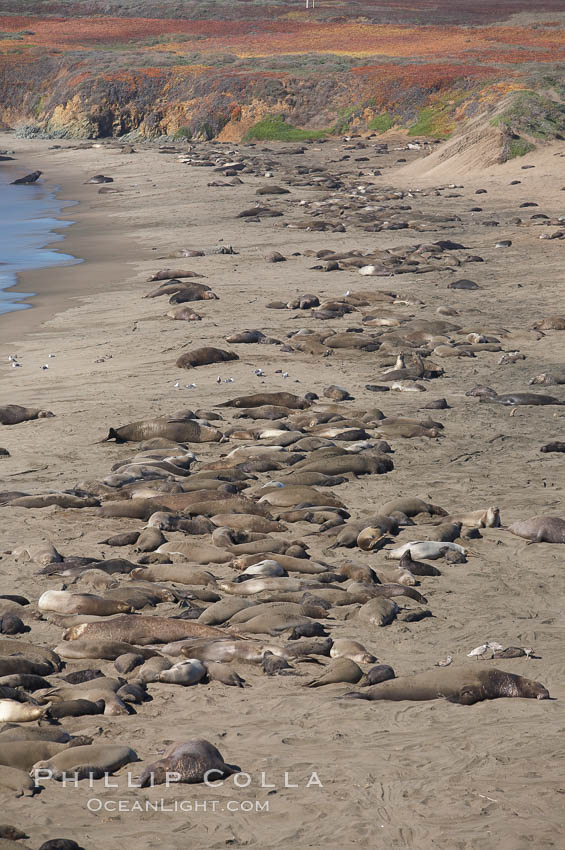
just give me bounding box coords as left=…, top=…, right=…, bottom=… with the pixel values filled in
left=0, top=131, right=564, bottom=849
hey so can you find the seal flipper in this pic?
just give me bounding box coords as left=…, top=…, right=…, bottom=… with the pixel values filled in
left=339, top=691, right=369, bottom=700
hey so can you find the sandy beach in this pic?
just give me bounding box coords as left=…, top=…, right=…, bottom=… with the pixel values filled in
left=1, top=131, right=564, bottom=849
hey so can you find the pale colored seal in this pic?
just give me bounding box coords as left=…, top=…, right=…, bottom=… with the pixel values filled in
left=330, top=639, right=376, bottom=664
left=38, top=591, right=131, bottom=616
left=0, top=700, right=50, bottom=722
left=443, top=507, right=500, bottom=528
left=386, top=541, right=466, bottom=560
left=158, top=659, right=207, bottom=685
left=342, top=666, right=550, bottom=703
left=139, top=739, right=240, bottom=786
left=508, top=515, right=565, bottom=543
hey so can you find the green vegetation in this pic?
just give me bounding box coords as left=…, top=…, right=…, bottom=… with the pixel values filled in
left=243, top=115, right=327, bottom=142
left=408, top=106, right=452, bottom=138
left=368, top=113, right=393, bottom=133
left=493, top=90, right=565, bottom=141
left=173, top=126, right=192, bottom=139
left=507, top=137, right=536, bottom=158
left=330, top=104, right=359, bottom=135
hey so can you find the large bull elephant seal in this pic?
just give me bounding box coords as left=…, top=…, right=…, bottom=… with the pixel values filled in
left=341, top=665, right=549, bottom=704
left=139, top=739, right=240, bottom=786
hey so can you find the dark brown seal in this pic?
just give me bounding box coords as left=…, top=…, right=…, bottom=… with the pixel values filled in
left=176, top=347, right=239, bottom=369
left=0, top=405, right=54, bottom=425
left=139, top=739, right=240, bottom=786
left=342, top=666, right=549, bottom=704
left=466, top=386, right=565, bottom=406
left=104, top=415, right=222, bottom=443
left=217, top=392, right=312, bottom=410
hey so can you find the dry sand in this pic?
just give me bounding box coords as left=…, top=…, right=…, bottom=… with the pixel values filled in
left=0, top=131, right=564, bottom=849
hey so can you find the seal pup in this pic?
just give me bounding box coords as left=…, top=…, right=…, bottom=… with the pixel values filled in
left=360, top=665, right=396, bottom=686
left=139, top=739, right=240, bottom=786
left=342, top=665, right=550, bottom=703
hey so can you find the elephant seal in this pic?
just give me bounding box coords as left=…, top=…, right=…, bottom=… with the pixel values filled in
left=467, top=386, right=565, bottom=406
left=261, top=652, right=294, bottom=675
left=444, top=507, right=500, bottom=528
left=210, top=514, right=286, bottom=534
left=38, top=591, right=131, bottom=616
left=3, top=494, right=98, bottom=510
left=427, top=521, right=462, bottom=542
left=0, top=742, right=72, bottom=772
left=360, top=664, right=396, bottom=686
left=398, top=550, right=441, bottom=576
left=330, top=639, right=376, bottom=664
left=104, top=415, right=222, bottom=443
left=179, top=639, right=266, bottom=665
left=0, top=765, right=37, bottom=796
left=306, top=658, right=363, bottom=688
left=206, top=662, right=246, bottom=687
left=156, top=541, right=233, bottom=564
left=342, top=665, right=550, bottom=704
left=55, top=640, right=159, bottom=661
left=0, top=826, right=28, bottom=841
left=0, top=700, right=50, bottom=722
left=12, top=171, right=42, bottom=185
left=0, top=405, right=54, bottom=426
left=235, top=612, right=312, bottom=636
left=158, top=659, right=207, bottom=685
left=218, top=393, right=311, bottom=410
left=356, top=598, right=398, bottom=626
left=258, top=486, right=346, bottom=509
left=62, top=616, right=226, bottom=645
left=12, top=542, right=62, bottom=566
left=176, top=347, right=239, bottom=369
left=380, top=498, right=447, bottom=518
left=32, top=745, right=138, bottom=781
left=508, top=516, right=565, bottom=543
left=139, top=739, right=240, bottom=786
left=48, top=699, right=105, bottom=719
left=198, top=598, right=255, bottom=626
left=386, top=541, right=466, bottom=560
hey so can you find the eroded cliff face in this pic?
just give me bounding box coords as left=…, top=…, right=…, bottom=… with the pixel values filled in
left=0, top=49, right=556, bottom=150
left=0, top=56, right=356, bottom=139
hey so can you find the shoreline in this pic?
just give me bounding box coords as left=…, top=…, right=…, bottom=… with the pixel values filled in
left=0, top=132, right=143, bottom=344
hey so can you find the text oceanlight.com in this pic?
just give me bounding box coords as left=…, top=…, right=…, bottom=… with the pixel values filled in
left=87, top=799, right=271, bottom=813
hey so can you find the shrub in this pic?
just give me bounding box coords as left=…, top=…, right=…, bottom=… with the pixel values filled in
left=243, top=114, right=327, bottom=142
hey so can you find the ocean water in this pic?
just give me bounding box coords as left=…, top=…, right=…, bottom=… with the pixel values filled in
left=0, top=167, right=80, bottom=317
